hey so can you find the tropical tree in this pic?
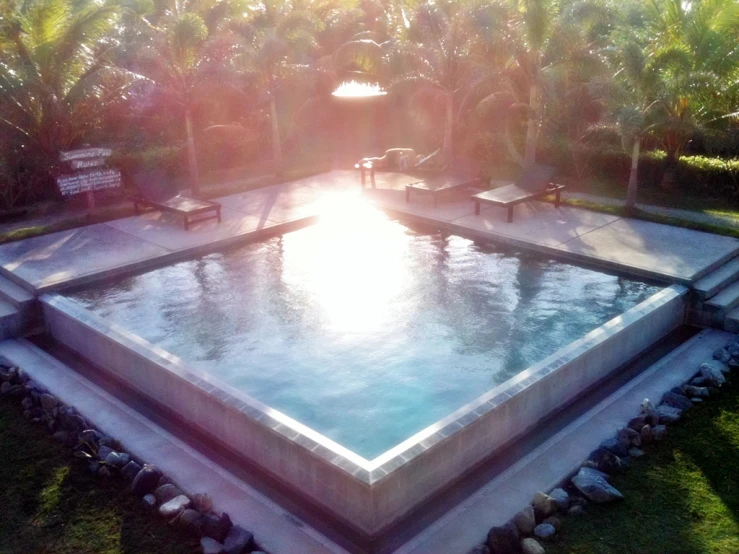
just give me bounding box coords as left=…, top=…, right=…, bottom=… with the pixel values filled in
left=387, top=1, right=477, bottom=165
left=231, top=2, right=322, bottom=177
left=0, top=0, right=137, bottom=177
left=637, top=0, right=739, bottom=186
left=131, top=1, right=241, bottom=195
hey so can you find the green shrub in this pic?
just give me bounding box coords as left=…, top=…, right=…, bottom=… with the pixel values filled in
left=580, top=148, right=739, bottom=200
left=111, top=145, right=186, bottom=187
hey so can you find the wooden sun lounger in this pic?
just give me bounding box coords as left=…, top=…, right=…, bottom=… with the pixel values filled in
left=129, top=171, right=221, bottom=231
left=471, top=165, right=564, bottom=222
left=406, top=173, right=484, bottom=208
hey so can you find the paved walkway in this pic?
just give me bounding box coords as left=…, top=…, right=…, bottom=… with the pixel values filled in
left=0, top=170, right=736, bottom=292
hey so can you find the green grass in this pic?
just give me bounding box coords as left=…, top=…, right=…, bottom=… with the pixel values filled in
left=548, top=375, right=739, bottom=554
left=0, top=398, right=200, bottom=554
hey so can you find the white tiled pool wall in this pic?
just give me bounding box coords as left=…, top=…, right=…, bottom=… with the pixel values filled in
left=40, top=284, right=688, bottom=537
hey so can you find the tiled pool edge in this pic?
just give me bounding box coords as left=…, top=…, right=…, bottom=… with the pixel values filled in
left=39, top=285, right=688, bottom=537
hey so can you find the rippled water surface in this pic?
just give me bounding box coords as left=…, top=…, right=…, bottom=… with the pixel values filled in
left=69, top=201, right=661, bottom=458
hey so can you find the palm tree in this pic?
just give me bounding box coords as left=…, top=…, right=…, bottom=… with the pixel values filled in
left=0, top=0, right=137, bottom=168
left=231, top=2, right=321, bottom=177
left=637, top=0, right=739, bottom=186
left=593, top=39, right=661, bottom=211
left=468, top=0, right=614, bottom=169
left=132, top=4, right=239, bottom=196
left=388, top=1, right=476, bottom=165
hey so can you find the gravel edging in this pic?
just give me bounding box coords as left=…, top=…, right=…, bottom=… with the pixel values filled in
left=467, top=335, right=739, bottom=554
left=0, top=363, right=267, bottom=554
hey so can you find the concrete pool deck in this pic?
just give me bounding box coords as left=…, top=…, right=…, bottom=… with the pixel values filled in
left=0, top=170, right=736, bottom=293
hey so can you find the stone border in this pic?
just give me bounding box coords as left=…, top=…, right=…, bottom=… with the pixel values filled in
left=470, top=335, right=739, bottom=554
left=0, top=362, right=266, bottom=554
left=39, top=284, right=688, bottom=537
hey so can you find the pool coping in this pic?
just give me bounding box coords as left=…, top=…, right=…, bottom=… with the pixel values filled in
left=40, top=283, right=689, bottom=536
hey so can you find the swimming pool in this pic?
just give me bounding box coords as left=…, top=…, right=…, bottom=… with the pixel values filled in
left=67, top=202, right=661, bottom=458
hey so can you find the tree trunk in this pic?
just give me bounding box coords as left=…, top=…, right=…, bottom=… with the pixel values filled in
left=442, top=92, right=453, bottom=166
left=659, top=147, right=678, bottom=190
left=524, top=82, right=539, bottom=167
left=625, top=138, right=640, bottom=212
left=185, top=109, right=200, bottom=197
left=270, top=94, right=283, bottom=178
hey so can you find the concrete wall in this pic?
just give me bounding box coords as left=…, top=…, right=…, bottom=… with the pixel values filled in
left=40, top=285, right=688, bottom=537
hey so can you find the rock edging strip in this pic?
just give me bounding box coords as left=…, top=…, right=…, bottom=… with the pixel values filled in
left=0, top=361, right=267, bottom=554
left=466, top=335, right=739, bottom=554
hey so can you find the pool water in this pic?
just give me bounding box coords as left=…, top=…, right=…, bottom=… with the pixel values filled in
left=68, top=201, right=661, bottom=458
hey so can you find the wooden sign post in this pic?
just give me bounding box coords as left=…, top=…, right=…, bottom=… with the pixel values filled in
left=58, top=148, right=120, bottom=217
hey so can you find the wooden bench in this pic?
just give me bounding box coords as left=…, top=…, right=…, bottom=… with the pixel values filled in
left=129, top=171, right=222, bottom=231
left=471, top=165, right=564, bottom=222
left=406, top=174, right=484, bottom=208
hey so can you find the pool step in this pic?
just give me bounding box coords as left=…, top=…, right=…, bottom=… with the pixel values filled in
left=0, top=275, right=35, bottom=309
left=0, top=299, right=29, bottom=340
left=0, top=276, right=39, bottom=338
left=704, top=280, right=739, bottom=315
left=693, top=257, right=739, bottom=301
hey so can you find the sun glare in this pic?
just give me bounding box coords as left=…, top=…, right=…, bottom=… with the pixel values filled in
left=281, top=194, right=408, bottom=334
left=332, top=81, right=388, bottom=98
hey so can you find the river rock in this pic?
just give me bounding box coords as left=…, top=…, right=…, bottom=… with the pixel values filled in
left=684, top=385, right=709, bottom=398
left=178, top=508, right=204, bottom=536
left=532, top=492, right=558, bottom=519
left=203, top=511, right=232, bottom=543
left=629, top=447, right=645, bottom=457
left=542, top=516, right=561, bottom=530
left=521, top=538, right=546, bottom=554
left=39, top=393, right=58, bottom=411
left=132, top=464, right=162, bottom=497
left=60, top=413, right=86, bottom=433
left=726, top=340, right=739, bottom=357
left=159, top=495, right=191, bottom=520
left=121, top=460, right=142, bottom=482
left=657, top=404, right=682, bottom=424
left=512, top=505, right=536, bottom=534
left=142, top=494, right=157, bottom=510
left=104, top=451, right=130, bottom=468
left=467, top=546, right=490, bottom=554
left=155, top=484, right=184, bottom=505
left=691, top=376, right=708, bottom=387
left=568, top=504, right=585, bottom=516
left=651, top=424, right=667, bottom=441
left=78, top=429, right=102, bottom=444
left=487, top=522, right=520, bottom=553
left=588, top=447, right=624, bottom=473
left=627, top=414, right=648, bottom=432
left=201, top=537, right=225, bottom=554
left=600, top=437, right=630, bottom=457
left=223, top=525, right=254, bottom=554
left=572, top=467, right=624, bottom=503
left=714, top=348, right=731, bottom=363
left=617, top=427, right=641, bottom=447
left=192, top=492, right=213, bottom=513
left=549, top=488, right=570, bottom=510
left=701, top=361, right=727, bottom=386
left=641, top=399, right=660, bottom=425
left=52, top=430, right=70, bottom=444
left=534, top=523, right=556, bottom=540
left=641, top=424, right=652, bottom=445
left=662, top=392, right=693, bottom=411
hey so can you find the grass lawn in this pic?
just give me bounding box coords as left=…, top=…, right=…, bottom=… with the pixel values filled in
left=548, top=375, right=739, bottom=554
left=0, top=398, right=200, bottom=554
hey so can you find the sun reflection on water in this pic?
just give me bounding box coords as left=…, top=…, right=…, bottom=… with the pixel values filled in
left=282, top=194, right=408, bottom=333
